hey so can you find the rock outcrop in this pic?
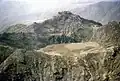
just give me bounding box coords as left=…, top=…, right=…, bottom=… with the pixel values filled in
left=92, top=21, right=120, bottom=47
left=0, top=42, right=120, bottom=81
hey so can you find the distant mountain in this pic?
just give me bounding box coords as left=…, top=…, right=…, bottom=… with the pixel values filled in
left=0, top=1, right=56, bottom=32
left=72, top=1, right=120, bottom=24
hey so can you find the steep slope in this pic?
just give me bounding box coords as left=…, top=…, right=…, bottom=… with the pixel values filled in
left=92, top=21, right=120, bottom=47
left=0, top=42, right=120, bottom=81
left=72, top=1, right=120, bottom=24
left=0, top=45, right=14, bottom=64
left=5, top=24, right=34, bottom=33
left=0, top=32, right=40, bottom=49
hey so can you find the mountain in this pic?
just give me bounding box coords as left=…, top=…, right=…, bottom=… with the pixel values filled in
left=0, top=11, right=102, bottom=50
left=72, top=1, right=120, bottom=24
left=1, top=21, right=120, bottom=81
left=33, top=11, right=102, bottom=43
left=0, top=10, right=120, bottom=80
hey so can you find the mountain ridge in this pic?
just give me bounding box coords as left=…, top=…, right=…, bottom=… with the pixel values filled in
left=72, top=1, right=120, bottom=24
left=1, top=1, right=119, bottom=32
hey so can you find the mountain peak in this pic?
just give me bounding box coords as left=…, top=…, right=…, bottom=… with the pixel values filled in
left=58, top=11, right=73, bottom=15
left=51, top=11, right=82, bottom=22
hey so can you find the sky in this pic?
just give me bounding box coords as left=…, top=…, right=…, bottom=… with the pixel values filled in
left=0, top=0, right=114, bottom=13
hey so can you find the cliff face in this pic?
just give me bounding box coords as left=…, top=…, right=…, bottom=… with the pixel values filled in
left=0, top=42, right=120, bottom=81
